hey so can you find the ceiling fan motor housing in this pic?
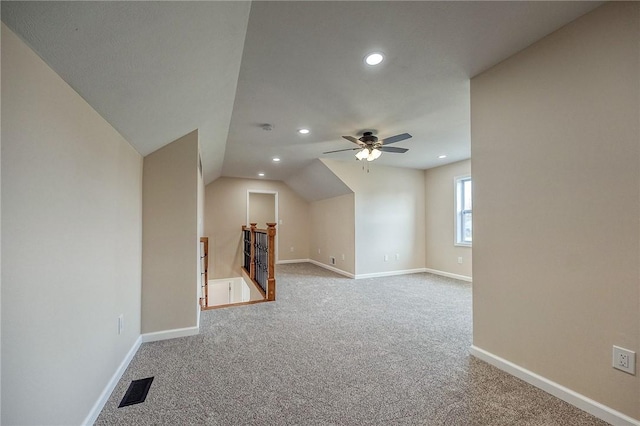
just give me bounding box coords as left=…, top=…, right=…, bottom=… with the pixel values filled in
left=360, top=131, right=379, bottom=144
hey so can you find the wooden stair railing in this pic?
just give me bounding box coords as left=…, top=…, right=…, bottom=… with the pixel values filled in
left=241, top=223, right=277, bottom=301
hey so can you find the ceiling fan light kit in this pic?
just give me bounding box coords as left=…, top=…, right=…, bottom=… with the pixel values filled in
left=355, top=149, right=369, bottom=160
left=355, top=147, right=382, bottom=161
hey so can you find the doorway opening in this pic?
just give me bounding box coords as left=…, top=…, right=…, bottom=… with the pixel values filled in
left=246, top=190, right=278, bottom=262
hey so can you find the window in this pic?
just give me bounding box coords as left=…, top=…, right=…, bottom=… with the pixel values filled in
left=456, top=176, right=472, bottom=246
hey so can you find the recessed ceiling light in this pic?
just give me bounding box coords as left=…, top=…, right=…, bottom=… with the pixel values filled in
left=272, top=157, right=281, bottom=162
left=438, top=154, right=447, bottom=159
left=298, top=128, right=310, bottom=134
left=365, top=52, right=384, bottom=66
left=258, top=173, right=265, bottom=177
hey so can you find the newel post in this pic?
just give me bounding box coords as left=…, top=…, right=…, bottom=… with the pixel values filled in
left=266, top=223, right=277, bottom=301
left=249, top=223, right=257, bottom=281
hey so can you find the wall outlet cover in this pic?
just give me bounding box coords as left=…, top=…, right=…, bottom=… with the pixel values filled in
left=613, top=345, right=636, bottom=375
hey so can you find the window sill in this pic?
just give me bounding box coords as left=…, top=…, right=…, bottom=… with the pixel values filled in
left=455, top=242, right=472, bottom=248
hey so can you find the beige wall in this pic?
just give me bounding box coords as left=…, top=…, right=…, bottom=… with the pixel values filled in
left=425, top=160, right=472, bottom=278
left=471, top=2, right=639, bottom=419
left=249, top=192, right=276, bottom=229
left=1, top=24, right=143, bottom=424
left=204, top=177, right=310, bottom=279
left=310, top=193, right=356, bottom=275
left=142, top=130, right=200, bottom=333
left=323, top=160, right=426, bottom=276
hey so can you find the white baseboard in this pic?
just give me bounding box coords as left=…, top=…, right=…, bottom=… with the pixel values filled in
left=284, top=260, right=432, bottom=280
left=470, top=345, right=640, bottom=426
left=277, top=258, right=310, bottom=265
left=82, top=336, right=142, bottom=426
left=355, top=268, right=427, bottom=279
left=424, top=268, right=472, bottom=282
left=307, top=259, right=356, bottom=278
left=141, top=326, right=199, bottom=343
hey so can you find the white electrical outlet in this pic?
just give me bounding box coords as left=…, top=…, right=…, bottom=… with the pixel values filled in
left=341, top=254, right=345, bottom=261
left=318, top=248, right=321, bottom=254
left=395, top=253, right=400, bottom=261
left=118, top=314, right=124, bottom=335
left=458, top=257, right=463, bottom=264
left=290, top=246, right=294, bottom=252
left=384, top=254, right=389, bottom=262
left=613, top=346, right=635, bottom=375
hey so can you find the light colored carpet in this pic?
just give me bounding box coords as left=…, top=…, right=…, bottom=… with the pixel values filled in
left=96, top=263, right=608, bottom=425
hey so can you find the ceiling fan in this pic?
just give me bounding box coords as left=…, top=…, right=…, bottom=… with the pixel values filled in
left=323, top=131, right=412, bottom=162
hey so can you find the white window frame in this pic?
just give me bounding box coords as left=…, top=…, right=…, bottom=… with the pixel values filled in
left=455, top=176, right=472, bottom=247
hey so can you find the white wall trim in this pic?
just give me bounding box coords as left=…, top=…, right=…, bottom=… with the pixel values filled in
left=196, top=303, right=201, bottom=330
left=278, top=260, right=468, bottom=283
left=82, top=336, right=142, bottom=426
left=141, top=326, right=199, bottom=343
left=470, top=345, right=640, bottom=426
left=307, top=259, right=356, bottom=278
left=355, top=268, right=427, bottom=280
left=277, top=258, right=311, bottom=265
left=424, top=268, right=472, bottom=282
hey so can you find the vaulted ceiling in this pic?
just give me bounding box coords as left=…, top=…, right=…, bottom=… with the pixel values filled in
left=2, top=1, right=602, bottom=185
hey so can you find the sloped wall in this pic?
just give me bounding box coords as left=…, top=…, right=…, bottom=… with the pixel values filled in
left=323, top=160, right=426, bottom=277
left=1, top=24, right=143, bottom=425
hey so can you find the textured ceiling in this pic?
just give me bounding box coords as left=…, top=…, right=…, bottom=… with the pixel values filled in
left=2, top=1, right=603, bottom=190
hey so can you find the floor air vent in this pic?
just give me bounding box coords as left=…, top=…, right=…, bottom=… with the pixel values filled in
left=118, top=377, right=154, bottom=408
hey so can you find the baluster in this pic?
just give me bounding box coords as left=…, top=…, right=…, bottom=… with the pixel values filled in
left=266, top=223, right=276, bottom=301
left=249, top=223, right=257, bottom=281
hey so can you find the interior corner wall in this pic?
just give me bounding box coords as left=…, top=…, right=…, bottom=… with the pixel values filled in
left=204, top=177, right=310, bottom=279
left=1, top=24, right=143, bottom=425
left=310, top=193, right=355, bottom=275
left=142, top=130, right=199, bottom=334
left=323, top=160, right=426, bottom=276
left=471, top=2, right=639, bottom=420
left=424, top=160, right=472, bottom=278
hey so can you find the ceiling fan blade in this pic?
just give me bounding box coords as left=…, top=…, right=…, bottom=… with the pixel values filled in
left=342, top=135, right=364, bottom=146
left=379, top=146, right=409, bottom=153
left=323, top=147, right=361, bottom=154
left=381, top=133, right=412, bottom=145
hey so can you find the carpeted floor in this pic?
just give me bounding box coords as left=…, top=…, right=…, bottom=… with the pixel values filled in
left=96, top=263, right=608, bottom=425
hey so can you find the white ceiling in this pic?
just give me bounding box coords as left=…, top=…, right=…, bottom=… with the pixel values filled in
left=2, top=1, right=603, bottom=185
